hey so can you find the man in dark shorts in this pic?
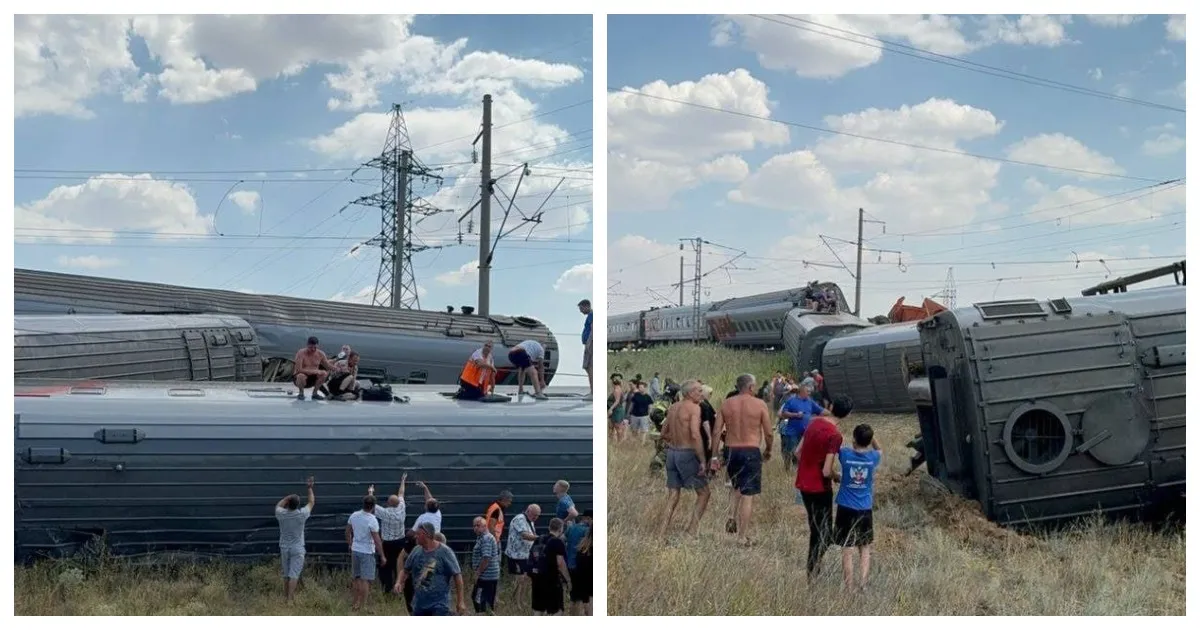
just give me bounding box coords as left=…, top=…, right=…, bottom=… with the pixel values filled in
left=529, top=517, right=571, bottom=616
left=711, top=374, right=772, bottom=545
left=656, top=380, right=711, bottom=538
left=327, top=350, right=362, bottom=400
left=293, top=336, right=334, bottom=400
left=835, top=422, right=882, bottom=592
left=796, top=394, right=851, bottom=581
left=564, top=510, right=592, bottom=615
left=396, top=522, right=466, bottom=615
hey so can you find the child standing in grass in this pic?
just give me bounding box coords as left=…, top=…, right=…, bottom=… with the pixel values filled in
left=834, top=423, right=882, bottom=592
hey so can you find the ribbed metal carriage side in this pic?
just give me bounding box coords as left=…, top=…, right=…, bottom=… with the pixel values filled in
left=16, top=314, right=261, bottom=382
left=821, top=322, right=920, bottom=412
left=14, top=385, right=592, bottom=563
left=13, top=268, right=560, bottom=385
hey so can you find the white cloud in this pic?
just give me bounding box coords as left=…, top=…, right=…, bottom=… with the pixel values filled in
left=436, top=260, right=480, bottom=286
left=15, top=175, right=212, bottom=243
left=16, top=15, right=586, bottom=117
left=309, top=90, right=573, bottom=164
left=329, top=285, right=376, bottom=305
left=607, top=69, right=788, bottom=210
left=976, top=14, right=1074, bottom=47
left=712, top=15, right=1073, bottom=81
left=1088, top=67, right=1103, bottom=81
left=1005, top=133, right=1124, bottom=179
left=1166, top=15, right=1186, bottom=42
left=553, top=263, right=593, bottom=294
left=1028, top=182, right=1186, bottom=224
left=1142, top=133, right=1185, bottom=156
left=727, top=98, right=1003, bottom=233
left=55, top=255, right=123, bottom=270
left=1084, top=15, right=1144, bottom=27
left=15, top=15, right=142, bottom=118
left=228, top=190, right=261, bottom=213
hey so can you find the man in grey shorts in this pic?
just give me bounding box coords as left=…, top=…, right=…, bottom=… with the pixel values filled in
left=656, top=380, right=712, bottom=538
left=346, top=493, right=385, bottom=611
left=274, top=475, right=315, bottom=602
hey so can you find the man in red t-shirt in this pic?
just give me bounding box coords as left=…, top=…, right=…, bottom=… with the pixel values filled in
left=795, top=394, right=852, bottom=580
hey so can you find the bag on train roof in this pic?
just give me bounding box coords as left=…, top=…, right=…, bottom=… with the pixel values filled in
left=361, top=383, right=395, bottom=402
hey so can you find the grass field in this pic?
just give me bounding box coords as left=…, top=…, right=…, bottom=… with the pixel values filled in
left=15, top=556, right=538, bottom=615
left=606, top=346, right=1187, bottom=616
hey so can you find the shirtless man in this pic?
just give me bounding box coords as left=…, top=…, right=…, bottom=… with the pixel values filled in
left=293, top=336, right=334, bottom=401
left=656, top=380, right=711, bottom=538
left=712, top=373, right=773, bottom=545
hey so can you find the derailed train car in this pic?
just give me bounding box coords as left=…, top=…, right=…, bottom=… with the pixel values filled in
left=13, top=268, right=560, bottom=386
left=14, top=381, right=592, bottom=563
left=16, top=314, right=262, bottom=382
left=909, top=287, right=1185, bottom=525
left=820, top=322, right=921, bottom=413
left=782, top=310, right=871, bottom=377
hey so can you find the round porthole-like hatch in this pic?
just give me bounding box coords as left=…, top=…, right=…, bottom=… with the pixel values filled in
left=513, top=316, right=540, bottom=328
left=1079, top=391, right=1150, bottom=466
left=1002, top=403, right=1073, bottom=475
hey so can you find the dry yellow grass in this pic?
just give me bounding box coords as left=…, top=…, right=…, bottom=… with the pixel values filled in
left=15, top=556, right=539, bottom=616
left=607, top=346, right=1187, bottom=616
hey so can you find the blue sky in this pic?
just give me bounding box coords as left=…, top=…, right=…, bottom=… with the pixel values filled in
left=607, top=14, right=1186, bottom=318
left=15, top=14, right=593, bottom=385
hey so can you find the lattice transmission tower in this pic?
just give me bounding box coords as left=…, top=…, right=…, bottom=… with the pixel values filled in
left=351, top=104, right=444, bottom=309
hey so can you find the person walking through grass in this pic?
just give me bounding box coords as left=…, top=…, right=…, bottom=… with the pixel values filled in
left=711, top=374, right=772, bottom=546
left=397, top=522, right=466, bottom=615
left=657, top=380, right=711, bottom=538
left=834, top=423, right=882, bottom=592
left=470, top=516, right=501, bottom=614
left=796, top=395, right=851, bottom=581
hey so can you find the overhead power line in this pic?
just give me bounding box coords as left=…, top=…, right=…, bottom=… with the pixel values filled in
left=608, top=86, right=1163, bottom=182
left=751, top=14, right=1185, bottom=114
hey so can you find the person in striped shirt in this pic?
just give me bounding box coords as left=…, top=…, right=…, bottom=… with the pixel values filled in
left=471, top=516, right=502, bottom=614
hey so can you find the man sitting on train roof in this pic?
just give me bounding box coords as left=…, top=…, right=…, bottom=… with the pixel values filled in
left=327, top=350, right=363, bottom=401
left=508, top=339, right=550, bottom=400
left=456, top=341, right=497, bottom=401
left=294, top=336, right=335, bottom=401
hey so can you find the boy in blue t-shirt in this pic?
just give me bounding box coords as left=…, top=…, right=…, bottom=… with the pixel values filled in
left=834, top=423, right=882, bottom=592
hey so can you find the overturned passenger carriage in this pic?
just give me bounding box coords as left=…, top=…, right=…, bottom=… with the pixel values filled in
left=821, top=322, right=921, bottom=413
left=910, top=287, right=1185, bottom=525
left=13, top=268, right=560, bottom=386
left=14, top=381, right=592, bottom=563
left=16, top=314, right=262, bottom=382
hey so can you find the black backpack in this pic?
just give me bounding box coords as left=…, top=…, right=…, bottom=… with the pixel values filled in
left=361, top=383, right=394, bottom=402
left=527, top=534, right=552, bottom=576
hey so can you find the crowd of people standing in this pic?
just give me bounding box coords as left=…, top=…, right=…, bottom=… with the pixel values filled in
left=274, top=477, right=593, bottom=615
left=637, top=370, right=883, bottom=592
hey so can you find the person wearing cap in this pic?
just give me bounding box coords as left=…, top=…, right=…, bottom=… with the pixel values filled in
left=508, top=339, right=549, bottom=400
left=293, top=336, right=334, bottom=401
left=485, top=490, right=514, bottom=543
left=396, top=522, right=466, bottom=616
left=564, top=510, right=593, bottom=615
left=578, top=299, right=593, bottom=401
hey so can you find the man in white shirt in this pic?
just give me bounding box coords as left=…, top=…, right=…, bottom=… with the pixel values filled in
left=412, top=480, right=443, bottom=533
left=508, top=339, right=549, bottom=399
left=505, top=503, right=541, bottom=603
left=367, top=475, right=408, bottom=596
left=345, top=494, right=385, bottom=612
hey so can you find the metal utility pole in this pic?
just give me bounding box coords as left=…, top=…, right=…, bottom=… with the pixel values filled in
left=352, top=103, right=443, bottom=310
left=672, top=237, right=751, bottom=342
left=679, top=255, right=685, bottom=306
left=477, top=94, right=493, bottom=317
left=854, top=208, right=864, bottom=317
